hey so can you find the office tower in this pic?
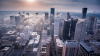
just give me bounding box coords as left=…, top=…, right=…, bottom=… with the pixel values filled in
left=74, top=19, right=87, bottom=42
left=10, top=16, right=15, bottom=25
left=93, top=21, right=100, bottom=40
left=19, top=15, right=24, bottom=25
left=79, top=41, right=100, bottom=56
left=45, top=12, right=48, bottom=20
left=15, top=16, right=21, bottom=28
left=87, top=16, right=95, bottom=35
left=59, top=19, right=64, bottom=40
left=51, top=8, right=55, bottom=15
left=54, top=14, right=60, bottom=36
left=26, top=13, right=29, bottom=16
left=51, top=23, right=54, bottom=39
left=62, top=20, right=70, bottom=41
left=70, top=19, right=78, bottom=39
left=67, top=12, right=71, bottom=20
left=15, top=15, right=24, bottom=29
left=50, top=8, right=55, bottom=27
left=21, top=25, right=31, bottom=40
left=47, top=27, right=50, bottom=35
left=62, top=40, right=79, bottom=56
left=82, top=8, right=87, bottom=19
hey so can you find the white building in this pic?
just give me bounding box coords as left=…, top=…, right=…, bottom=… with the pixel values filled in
left=10, top=16, right=16, bottom=25
left=74, top=19, right=87, bottom=42
left=54, top=17, right=60, bottom=36
left=31, top=32, right=38, bottom=38
left=20, top=25, right=31, bottom=40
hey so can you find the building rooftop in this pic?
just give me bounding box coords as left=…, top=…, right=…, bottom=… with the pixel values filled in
left=1, top=41, right=14, bottom=46
left=33, top=48, right=38, bottom=52
left=80, top=41, right=93, bottom=52
left=65, top=40, right=79, bottom=47
left=56, top=39, right=63, bottom=47
left=6, top=31, right=16, bottom=35
left=0, top=47, right=10, bottom=52
left=31, top=32, right=37, bottom=35
left=28, top=39, right=34, bottom=45
left=41, top=35, right=51, bottom=47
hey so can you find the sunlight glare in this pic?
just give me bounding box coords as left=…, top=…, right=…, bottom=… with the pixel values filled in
left=26, top=0, right=36, bottom=2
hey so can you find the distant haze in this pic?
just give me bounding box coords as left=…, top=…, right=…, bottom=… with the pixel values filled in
left=0, top=0, right=100, bottom=12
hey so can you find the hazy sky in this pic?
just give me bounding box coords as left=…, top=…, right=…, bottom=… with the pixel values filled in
left=0, top=0, right=100, bottom=12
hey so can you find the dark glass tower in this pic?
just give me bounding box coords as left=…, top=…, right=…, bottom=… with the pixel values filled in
left=50, top=8, right=55, bottom=27
left=82, top=8, right=87, bottom=19
left=51, top=8, right=55, bottom=15
left=62, top=20, right=70, bottom=41
left=70, top=19, right=78, bottom=39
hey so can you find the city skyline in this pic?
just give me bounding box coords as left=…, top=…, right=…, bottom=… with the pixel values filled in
left=0, top=0, right=100, bottom=12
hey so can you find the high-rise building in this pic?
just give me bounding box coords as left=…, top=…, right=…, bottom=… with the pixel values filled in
left=45, top=12, right=48, bottom=20
left=47, top=27, right=50, bottom=35
left=51, top=8, right=55, bottom=15
left=50, top=8, right=55, bottom=27
left=82, top=8, right=87, bottom=19
left=62, top=40, right=79, bottom=56
left=87, top=16, right=95, bottom=35
left=15, top=15, right=24, bottom=29
left=59, top=19, right=64, bottom=40
left=20, top=25, right=31, bottom=40
left=67, top=12, right=71, bottom=20
left=62, top=20, right=70, bottom=41
left=15, top=16, right=21, bottom=28
left=54, top=15, right=60, bottom=36
left=19, top=15, right=24, bottom=25
left=51, top=23, right=54, bottom=39
left=70, top=19, right=78, bottom=39
left=62, top=18, right=78, bottom=41
left=10, top=16, right=16, bottom=25
left=74, top=19, right=87, bottom=42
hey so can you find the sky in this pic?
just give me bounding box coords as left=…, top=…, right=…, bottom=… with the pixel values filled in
left=0, top=0, right=100, bottom=12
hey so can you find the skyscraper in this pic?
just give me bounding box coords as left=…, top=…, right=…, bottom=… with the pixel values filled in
left=67, top=12, right=71, bottom=20
left=74, top=19, right=87, bottom=42
left=45, top=12, right=48, bottom=20
left=54, top=14, right=60, bottom=36
left=50, top=8, right=55, bottom=27
left=15, top=16, right=21, bottom=28
left=10, top=16, right=15, bottom=25
left=70, top=19, right=78, bottom=39
left=62, top=20, right=70, bottom=41
left=82, top=8, right=87, bottom=19
left=62, top=18, right=78, bottom=41
left=51, top=8, right=55, bottom=15
left=87, top=16, right=95, bottom=35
